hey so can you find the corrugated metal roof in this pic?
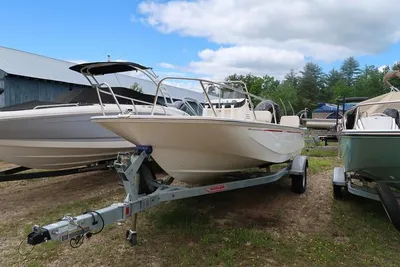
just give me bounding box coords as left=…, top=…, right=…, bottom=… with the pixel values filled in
left=0, top=46, right=205, bottom=101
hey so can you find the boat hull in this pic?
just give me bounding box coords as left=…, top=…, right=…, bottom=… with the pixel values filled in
left=341, top=131, right=400, bottom=189
left=92, top=115, right=305, bottom=184
left=0, top=139, right=133, bottom=170
left=0, top=104, right=186, bottom=169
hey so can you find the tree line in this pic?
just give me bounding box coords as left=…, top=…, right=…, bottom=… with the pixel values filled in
left=223, top=56, right=399, bottom=115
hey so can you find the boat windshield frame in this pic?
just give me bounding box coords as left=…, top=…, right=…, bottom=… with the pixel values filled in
left=342, top=70, right=400, bottom=130
left=151, top=77, right=278, bottom=123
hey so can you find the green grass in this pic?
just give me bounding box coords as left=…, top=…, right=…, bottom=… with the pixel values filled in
left=303, top=148, right=338, bottom=157
left=1, top=155, right=399, bottom=266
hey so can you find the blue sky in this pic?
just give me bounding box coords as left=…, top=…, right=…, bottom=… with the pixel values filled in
left=1, top=0, right=400, bottom=86
left=0, top=1, right=206, bottom=67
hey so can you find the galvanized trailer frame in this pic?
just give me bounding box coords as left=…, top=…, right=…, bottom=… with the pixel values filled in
left=332, top=167, right=400, bottom=232
left=26, top=146, right=308, bottom=248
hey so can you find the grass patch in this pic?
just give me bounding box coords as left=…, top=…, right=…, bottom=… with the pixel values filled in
left=2, top=154, right=399, bottom=266
left=136, top=197, right=399, bottom=266
left=307, top=156, right=341, bottom=174
left=148, top=199, right=210, bottom=236
left=303, top=148, right=338, bottom=157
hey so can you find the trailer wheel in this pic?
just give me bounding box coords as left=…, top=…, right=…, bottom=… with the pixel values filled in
left=291, top=162, right=307, bottom=194
left=376, top=182, right=400, bottom=231
left=138, top=162, right=157, bottom=195
left=333, top=184, right=343, bottom=199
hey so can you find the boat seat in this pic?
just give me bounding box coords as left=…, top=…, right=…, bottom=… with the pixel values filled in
left=254, top=110, right=272, bottom=122
left=279, top=115, right=300, bottom=128
left=355, top=116, right=399, bottom=130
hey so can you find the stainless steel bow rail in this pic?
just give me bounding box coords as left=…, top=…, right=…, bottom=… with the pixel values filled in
left=25, top=146, right=308, bottom=249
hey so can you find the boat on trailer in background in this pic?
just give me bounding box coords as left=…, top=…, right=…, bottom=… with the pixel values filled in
left=0, top=61, right=192, bottom=182
left=25, top=74, right=309, bottom=248
left=333, top=70, right=400, bottom=232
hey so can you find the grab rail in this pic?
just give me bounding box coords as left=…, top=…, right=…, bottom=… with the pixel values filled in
left=151, top=77, right=278, bottom=124
left=33, top=103, right=80, bottom=109
left=77, top=63, right=176, bottom=117
left=210, top=80, right=258, bottom=121
left=180, top=96, right=204, bottom=116
left=94, top=83, right=169, bottom=116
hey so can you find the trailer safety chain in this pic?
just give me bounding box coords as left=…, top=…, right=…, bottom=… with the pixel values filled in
left=18, top=237, right=36, bottom=256
left=67, top=210, right=105, bottom=248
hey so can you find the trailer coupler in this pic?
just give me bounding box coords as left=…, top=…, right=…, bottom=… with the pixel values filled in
left=27, top=226, right=51, bottom=245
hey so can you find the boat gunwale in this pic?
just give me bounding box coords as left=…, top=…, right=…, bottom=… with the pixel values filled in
left=91, top=114, right=305, bottom=133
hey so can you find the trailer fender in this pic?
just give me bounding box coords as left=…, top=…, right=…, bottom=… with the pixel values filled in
left=289, top=155, right=308, bottom=176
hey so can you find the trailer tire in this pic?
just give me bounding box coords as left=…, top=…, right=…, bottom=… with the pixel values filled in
left=376, top=182, right=400, bottom=231
left=291, top=163, right=307, bottom=194
left=333, top=184, right=343, bottom=200
left=138, top=162, right=157, bottom=195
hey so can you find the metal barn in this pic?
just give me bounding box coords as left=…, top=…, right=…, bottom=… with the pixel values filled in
left=0, top=46, right=204, bottom=108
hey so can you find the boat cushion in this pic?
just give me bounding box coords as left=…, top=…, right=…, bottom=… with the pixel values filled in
left=279, top=115, right=300, bottom=127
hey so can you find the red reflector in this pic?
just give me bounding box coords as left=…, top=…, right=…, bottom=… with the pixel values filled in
left=126, top=207, right=130, bottom=215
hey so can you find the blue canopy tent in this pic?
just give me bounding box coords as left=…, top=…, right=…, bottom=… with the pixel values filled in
left=312, top=102, right=357, bottom=119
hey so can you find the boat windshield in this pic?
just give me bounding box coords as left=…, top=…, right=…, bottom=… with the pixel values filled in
left=206, top=83, right=246, bottom=100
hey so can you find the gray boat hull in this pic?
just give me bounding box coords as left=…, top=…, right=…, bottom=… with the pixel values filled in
left=341, top=132, right=400, bottom=190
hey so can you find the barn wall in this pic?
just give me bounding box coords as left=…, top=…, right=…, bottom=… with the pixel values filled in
left=2, top=75, right=87, bottom=107
left=0, top=70, right=5, bottom=107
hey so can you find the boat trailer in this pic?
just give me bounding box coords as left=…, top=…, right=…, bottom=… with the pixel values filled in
left=25, top=146, right=308, bottom=249
left=333, top=167, right=400, bottom=232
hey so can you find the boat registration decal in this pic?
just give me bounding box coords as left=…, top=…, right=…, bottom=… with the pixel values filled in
left=205, top=184, right=227, bottom=193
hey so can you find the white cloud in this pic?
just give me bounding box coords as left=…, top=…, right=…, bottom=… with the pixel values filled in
left=158, top=62, right=177, bottom=69
left=188, top=46, right=304, bottom=80
left=378, top=65, right=389, bottom=72
left=138, top=0, right=400, bottom=79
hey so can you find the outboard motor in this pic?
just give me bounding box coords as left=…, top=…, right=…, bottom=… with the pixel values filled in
left=345, top=108, right=356, bottom=129
left=172, top=100, right=203, bottom=116
left=254, top=100, right=281, bottom=123
left=383, top=108, right=400, bottom=127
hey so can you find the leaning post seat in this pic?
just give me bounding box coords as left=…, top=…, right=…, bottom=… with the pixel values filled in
left=203, top=99, right=250, bottom=120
